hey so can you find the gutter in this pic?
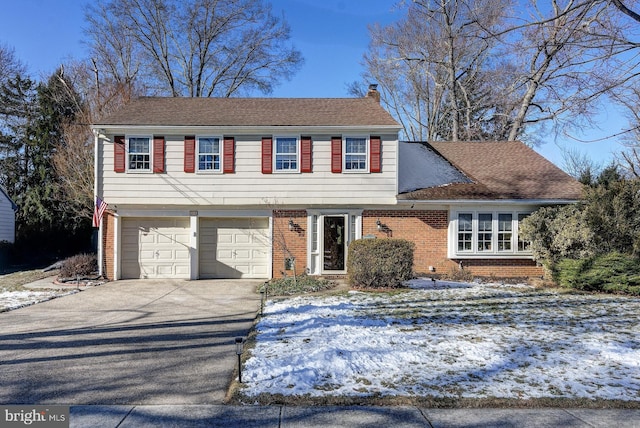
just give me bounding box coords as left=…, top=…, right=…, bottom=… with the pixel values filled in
left=396, top=199, right=581, bottom=206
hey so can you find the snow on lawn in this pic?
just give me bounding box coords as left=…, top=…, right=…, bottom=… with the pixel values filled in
left=243, top=280, right=640, bottom=400
left=0, top=290, right=76, bottom=312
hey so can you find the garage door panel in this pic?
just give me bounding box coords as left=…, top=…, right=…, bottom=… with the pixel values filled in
left=121, top=218, right=190, bottom=279
left=199, top=217, right=270, bottom=279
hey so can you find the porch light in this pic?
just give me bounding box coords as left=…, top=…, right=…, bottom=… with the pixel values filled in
left=376, top=219, right=382, bottom=231
left=235, top=337, right=244, bottom=383
left=288, top=218, right=295, bottom=231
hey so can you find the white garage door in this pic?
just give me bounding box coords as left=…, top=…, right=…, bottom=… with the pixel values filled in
left=121, top=218, right=191, bottom=279
left=199, top=218, right=270, bottom=279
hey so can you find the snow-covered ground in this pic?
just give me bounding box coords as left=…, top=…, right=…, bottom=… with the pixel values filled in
left=243, top=279, right=640, bottom=401
left=0, top=289, right=75, bottom=312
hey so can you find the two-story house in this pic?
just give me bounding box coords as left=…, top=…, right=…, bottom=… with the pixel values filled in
left=0, top=187, right=17, bottom=244
left=93, top=87, right=582, bottom=281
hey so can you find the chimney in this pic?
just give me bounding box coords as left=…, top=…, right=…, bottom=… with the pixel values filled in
left=366, top=83, right=380, bottom=103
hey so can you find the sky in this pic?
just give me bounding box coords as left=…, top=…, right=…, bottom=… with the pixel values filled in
left=0, top=0, right=629, bottom=170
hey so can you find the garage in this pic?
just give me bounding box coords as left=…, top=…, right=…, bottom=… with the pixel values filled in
left=199, top=217, right=270, bottom=279
left=121, top=218, right=191, bottom=279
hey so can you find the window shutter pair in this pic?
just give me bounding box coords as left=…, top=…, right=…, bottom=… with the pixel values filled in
left=330, top=136, right=382, bottom=173
left=261, top=137, right=313, bottom=174
left=113, top=135, right=165, bottom=173
left=184, top=136, right=235, bottom=173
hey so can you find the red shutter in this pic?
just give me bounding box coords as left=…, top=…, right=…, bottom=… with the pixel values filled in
left=331, top=137, right=342, bottom=173
left=153, top=136, right=165, bottom=173
left=370, top=136, right=382, bottom=173
left=262, top=137, right=272, bottom=174
left=184, top=136, right=195, bottom=173
left=114, top=135, right=125, bottom=173
left=223, top=137, right=235, bottom=173
left=301, top=136, right=312, bottom=173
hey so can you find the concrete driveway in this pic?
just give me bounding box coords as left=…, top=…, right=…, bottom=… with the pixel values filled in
left=0, top=279, right=262, bottom=405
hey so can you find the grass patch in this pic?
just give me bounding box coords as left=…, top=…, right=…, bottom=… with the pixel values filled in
left=0, top=269, right=59, bottom=292
left=264, top=274, right=337, bottom=296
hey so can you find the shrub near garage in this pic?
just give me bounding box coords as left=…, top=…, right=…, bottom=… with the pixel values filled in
left=347, top=239, right=414, bottom=288
left=59, top=253, right=98, bottom=279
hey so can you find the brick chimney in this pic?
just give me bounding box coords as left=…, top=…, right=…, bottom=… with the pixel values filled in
left=366, top=83, right=380, bottom=103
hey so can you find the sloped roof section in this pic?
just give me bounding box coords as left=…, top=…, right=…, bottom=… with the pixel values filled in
left=94, top=97, right=400, bottom=127
left=398, top=142, right=472, bottom=193
left=399, top=141, right=583, bottom=201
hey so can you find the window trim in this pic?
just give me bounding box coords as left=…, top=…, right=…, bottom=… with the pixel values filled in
left=196, top=135, right=223, bottom=173
left=273, top=135, right=300, bottom=173
left=450, top=209, right=533, bottom=258
left=343, top=135, right=369, bottom=173
left=126, top=135, right=152, bottom=173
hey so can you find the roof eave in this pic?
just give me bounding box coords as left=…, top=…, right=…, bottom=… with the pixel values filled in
left=91, top=124, right=403, bottom=134
left=397, top=198, right=581, bottom=206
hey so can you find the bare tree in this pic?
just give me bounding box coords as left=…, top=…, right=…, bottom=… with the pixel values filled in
left=362, top=0, right=514, bottom=141
left=361, top=0, right=640, bottom=143
left=0, top=43, right=25, bottom=86
left=84, top=0, right=303, bottom=97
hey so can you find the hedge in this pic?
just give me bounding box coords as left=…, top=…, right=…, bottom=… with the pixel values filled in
left=554, top=252, right=640, bottom=295
left=347, top=238, right=414, bottom=288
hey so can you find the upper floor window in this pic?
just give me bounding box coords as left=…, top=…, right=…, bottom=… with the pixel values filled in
left=128, top=136, right=151, bottom=171
left=275, top=137, right=298, bottom=172
left=453, top=210, right=532, bottom=257
left=198, top=137, right=221, bottom=172
left=344, top=137, right=367, bottom=171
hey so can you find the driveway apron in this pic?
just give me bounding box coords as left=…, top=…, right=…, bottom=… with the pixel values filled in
left=0, top=279, right=261, bottom=405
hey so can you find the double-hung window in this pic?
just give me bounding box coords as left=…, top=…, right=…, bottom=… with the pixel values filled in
left=275, top=137, right=298, bottom=172
left=198, top=137, right=221, bottom=172
left=344, top=137, right=367, bottom=171
left=453, top=210, right=532, bottom=257
left=128, top=136, right=151, bottom=171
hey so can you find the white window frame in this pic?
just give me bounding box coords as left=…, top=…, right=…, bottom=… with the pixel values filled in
left=274, top=136, right=300, bottom=173
left=450, top=209, right=533, bottom=258
left=126, top=135, right=152, bottom=173
left=343, top=136, right=369, bottom=173
left=307, top=209, right=362, bottom=275
left=196, top=136, right=222, bottom=173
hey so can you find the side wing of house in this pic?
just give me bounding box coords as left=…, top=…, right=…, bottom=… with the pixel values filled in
left=0, top=189, right=16, bottom=243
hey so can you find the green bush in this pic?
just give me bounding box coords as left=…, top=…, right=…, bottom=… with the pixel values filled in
left=554, top=253, right=640, bottom=295
left=347, top=238, right=414, bottom=288
left=59, top=253, right=98, bottom=278
left=266, top=274, right=336, bottom=296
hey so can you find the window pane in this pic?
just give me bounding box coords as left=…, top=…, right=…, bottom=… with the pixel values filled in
left=275, top=137, right=298, bottom=170
left=458, top=213, right=472, bottom=251
left=478, top=213, right=492, bottom=251
left=198, top=137, right=220, bottom=171
left=518, top=213, right=531, bottom=251
left=345, top=137, right=367, bottom=170
left=498, top=213, right=512, bottom=251
left=128, top=137, right=150, bottom=170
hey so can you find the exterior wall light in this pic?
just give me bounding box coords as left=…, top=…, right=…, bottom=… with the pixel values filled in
left=376, top=219, right=382, bottom=231
left=288, top=218, right=295, bottom=231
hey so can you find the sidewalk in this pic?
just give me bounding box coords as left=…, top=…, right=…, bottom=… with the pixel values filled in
left=70, top=405, right=640, bottom=427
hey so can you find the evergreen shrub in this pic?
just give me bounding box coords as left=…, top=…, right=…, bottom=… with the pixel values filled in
left=554, top=253, right=640, bottom=295
left=347, top=239, right=414, bottom=288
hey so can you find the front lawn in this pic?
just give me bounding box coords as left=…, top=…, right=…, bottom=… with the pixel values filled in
left=237, top=279, right=640, bottom=406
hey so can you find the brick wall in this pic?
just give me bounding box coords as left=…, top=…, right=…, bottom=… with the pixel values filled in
left=102, top=211, right=115, bottom=280
left=362, top=209, right=544, bottom=279
left=362, top=209, right=456, bottom=275
left=272, top=210, right=307, bottom=277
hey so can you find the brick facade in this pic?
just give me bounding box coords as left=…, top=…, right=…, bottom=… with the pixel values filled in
left=272, top=210, right=307, bottom=277
left=102, top=211, right=115, bottom=280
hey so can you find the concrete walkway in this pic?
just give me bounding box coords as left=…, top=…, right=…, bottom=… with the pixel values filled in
left=69, top=405, right=640, bottom=427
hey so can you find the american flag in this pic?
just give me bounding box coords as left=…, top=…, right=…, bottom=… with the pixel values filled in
left=92, top=197, right=107, bottom=228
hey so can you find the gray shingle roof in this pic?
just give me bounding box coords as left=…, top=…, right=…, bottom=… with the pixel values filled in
left=95, top=97, right=400, bottom=127
left=399, top=141, right=583, bottom=201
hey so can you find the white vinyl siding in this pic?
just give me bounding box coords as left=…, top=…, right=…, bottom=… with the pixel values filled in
left=98, top=133, right=398, bottom=206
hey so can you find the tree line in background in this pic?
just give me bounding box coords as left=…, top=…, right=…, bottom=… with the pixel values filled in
left=1, top=0, right=640, bottom=267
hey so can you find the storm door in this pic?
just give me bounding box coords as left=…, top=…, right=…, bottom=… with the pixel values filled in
left=323, top=216, right=345, bottom=271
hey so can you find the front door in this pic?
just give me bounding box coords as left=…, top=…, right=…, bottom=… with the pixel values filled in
left=323, top=216, right=345, bottom=271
